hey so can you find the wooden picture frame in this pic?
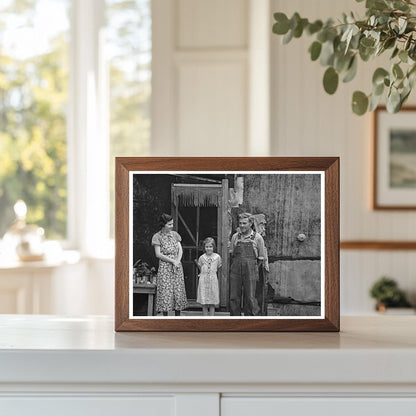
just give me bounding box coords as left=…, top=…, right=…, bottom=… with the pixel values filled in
left=115, top=157, right=339, bottom=331
left=373, top=106, right=416, bottom=210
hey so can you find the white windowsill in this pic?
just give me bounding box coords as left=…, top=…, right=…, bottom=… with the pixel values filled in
left=0, top=250, right=82, bottom=270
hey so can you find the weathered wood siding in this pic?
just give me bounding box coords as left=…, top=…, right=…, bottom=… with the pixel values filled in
left=237, top=174, right=321, bottom=315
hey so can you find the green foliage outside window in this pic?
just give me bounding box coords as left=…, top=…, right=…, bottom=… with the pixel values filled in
left=107, top=0, right=151, bottom=237
left=0, top=1, right=69, bottom=238
left=0, top=0, right=151, bottom=240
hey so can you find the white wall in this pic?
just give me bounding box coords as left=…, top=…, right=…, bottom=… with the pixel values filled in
left=40, top=0, right=416, bottom=316
left=271, top=0, right=416, bottom=313
left=152, top=0, right=269, bottom=156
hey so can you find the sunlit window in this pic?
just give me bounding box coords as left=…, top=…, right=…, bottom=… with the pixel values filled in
left=0, top=0, right=151, bottom=247
left=0, top=0, right=70, bottom=239
left=106, top=0, right=151, bottom=237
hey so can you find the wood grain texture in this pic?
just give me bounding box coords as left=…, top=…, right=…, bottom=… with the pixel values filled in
left=115, top=159, right=130, bottom=330
left=341, top=241, right=416, bottom=250
left=325, top=158, right=340, bottom=331
left=115, top=157, right=340, bottom=332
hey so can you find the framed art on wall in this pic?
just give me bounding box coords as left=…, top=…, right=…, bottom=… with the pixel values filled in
left=374, top=106, right=416, bottom=210
left=115, top=157, right=339, bottom=331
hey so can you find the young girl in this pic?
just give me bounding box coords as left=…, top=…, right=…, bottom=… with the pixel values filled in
left=196, top=237, right=222, bottom=316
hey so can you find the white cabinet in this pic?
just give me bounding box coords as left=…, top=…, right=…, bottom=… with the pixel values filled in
left=1, top=316, right=416, bottom=415
left=1, top=397, right=175, bottom=416
left=222, top=398, right=416, bottom=416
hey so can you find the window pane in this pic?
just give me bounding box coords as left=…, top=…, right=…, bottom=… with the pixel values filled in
left=0, top=0, right=70, bottom=239
left=106, top=0, right=152, bottom=237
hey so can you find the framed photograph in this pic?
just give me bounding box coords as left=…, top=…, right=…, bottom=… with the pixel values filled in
left=115, top=157, right=339, bottom=331
left=374, top=106, right=416, bottom=209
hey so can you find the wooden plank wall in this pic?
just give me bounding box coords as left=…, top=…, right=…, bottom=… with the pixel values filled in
left=239, top=174, right=321, bottom=315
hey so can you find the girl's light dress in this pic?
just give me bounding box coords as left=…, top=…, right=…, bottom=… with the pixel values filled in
left=197, top=253, right=222, bottom=305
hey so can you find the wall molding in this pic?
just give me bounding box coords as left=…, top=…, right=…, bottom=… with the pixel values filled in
left=340, top=241, right=416, bottom=250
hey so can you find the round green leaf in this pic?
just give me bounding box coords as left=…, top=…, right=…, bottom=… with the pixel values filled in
left=393, top=63, right=404, bottom=79
left=309, top=41, right=322, bottom=61
left=320, top=40, right=335, bottom=66
left=391, top=47, right=399, bottom=59
left=408, top=70, right=416, bottom=89
left=325, top=27, right=338, bottom=42
left=273, top=13, right=290, bottom=35
left=384, top=37, right=396, bottom=50
left=293, top=18, right=308, bottom=38
left=369, top=92, right=383, bottom=112
left=360, top=37, right=375, bottom=48
left=282, top=29, right=293, bottom=45
left=352, top=91, right=369, bottom=115
left=372, top=68, right=389, bottom=86
left=323, top=67, right=339, bottom=95
left=393, top=0, right=409, bottom=11
left=342, top=56, right=357, bottom=83
left=359, top=44, right=375, bottom=62
left=408, top=64, right=416, bottom=83
left=307, top=20, right=323, bottom=35
left=334, top=52, right=352, bottom=73
left=349, top=32, right=361, bottom=50
left=373, top=82, right=385, bottom=96
left=400, top=88, right=411, bottom=107
left=290, top=13, right=301, bottom=30
left=399, top=50, right=408, bottom=63
left=367, top=0, right=388, bottom=11
left=387, top=87, right=401, bottom=113
left=317, top=30, right=328, bottom=43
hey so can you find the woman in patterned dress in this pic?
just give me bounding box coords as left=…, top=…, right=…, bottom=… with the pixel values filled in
left=152, top=213, right=187, bottom=316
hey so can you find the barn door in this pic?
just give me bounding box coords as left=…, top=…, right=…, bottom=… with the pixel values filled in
left=171, top=182, right=229, bottom=308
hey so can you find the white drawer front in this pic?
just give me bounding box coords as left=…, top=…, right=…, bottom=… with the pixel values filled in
left=0, top=396, right=174, bottom=416
left=222, top=398, right=416, bottom=416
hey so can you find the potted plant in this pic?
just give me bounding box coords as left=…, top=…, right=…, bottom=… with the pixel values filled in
left=369, top=276, right=413, bottom=312
left=272, top=0, right=416, bottom=115
left=133, top=259, right=157, bottom=284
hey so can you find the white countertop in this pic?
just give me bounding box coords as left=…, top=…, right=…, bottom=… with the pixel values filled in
left=0, top=315, right=415, bottom=388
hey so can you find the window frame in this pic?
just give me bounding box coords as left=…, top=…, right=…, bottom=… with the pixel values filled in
left=68, top=0, right=111, bottom=257
left=0, top=0, right=152, bottom=258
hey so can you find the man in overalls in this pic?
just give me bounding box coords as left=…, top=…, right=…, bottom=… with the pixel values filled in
left=229, top=213, right=266, bottom=316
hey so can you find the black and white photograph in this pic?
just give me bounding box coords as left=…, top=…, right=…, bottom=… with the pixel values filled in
left=129, top=171, right=324, bottom=319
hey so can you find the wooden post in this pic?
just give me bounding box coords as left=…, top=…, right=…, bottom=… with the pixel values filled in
left=220, top=179, right=229, bottom=309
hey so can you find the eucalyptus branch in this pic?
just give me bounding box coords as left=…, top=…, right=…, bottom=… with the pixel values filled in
left=272, top=0, right=416, bottom=115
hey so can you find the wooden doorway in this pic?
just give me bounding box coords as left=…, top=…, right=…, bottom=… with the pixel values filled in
left=171, top=180, right=229, bottom=309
